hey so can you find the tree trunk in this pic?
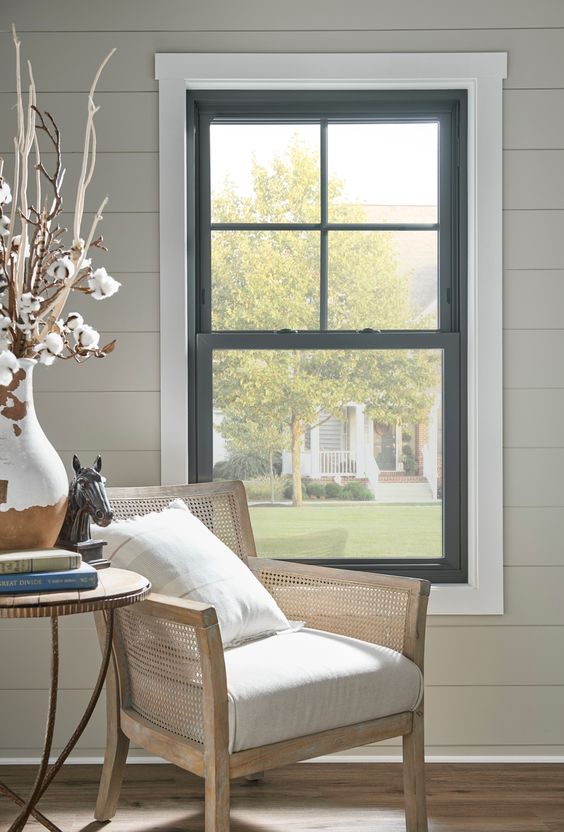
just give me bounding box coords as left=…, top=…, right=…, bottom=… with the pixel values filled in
left=269, top=449, right=275, bottom=504
left=291, top=417, right=303, bottom=507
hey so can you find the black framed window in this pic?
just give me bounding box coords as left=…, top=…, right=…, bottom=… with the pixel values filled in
left=187, top=90, right=467, bottom=582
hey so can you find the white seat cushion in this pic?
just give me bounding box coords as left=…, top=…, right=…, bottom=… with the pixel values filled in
left=224, top=628, right=423, bottom=753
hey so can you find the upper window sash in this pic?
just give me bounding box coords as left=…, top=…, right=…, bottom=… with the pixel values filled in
left=194, top=91, right=465, bottom=338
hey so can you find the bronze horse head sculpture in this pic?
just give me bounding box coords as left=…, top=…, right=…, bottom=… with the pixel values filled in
left=58, top=455, right=113, bottom=547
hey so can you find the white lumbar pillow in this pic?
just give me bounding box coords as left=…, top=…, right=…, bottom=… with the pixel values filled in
left=93, top=502, right=296, bottom=648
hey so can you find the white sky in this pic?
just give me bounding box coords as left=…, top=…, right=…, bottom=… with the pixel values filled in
left=210, top=122, right=438, bottom=208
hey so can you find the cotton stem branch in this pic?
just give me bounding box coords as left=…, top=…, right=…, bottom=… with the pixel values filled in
left=73, top=48, right=115, bottom=243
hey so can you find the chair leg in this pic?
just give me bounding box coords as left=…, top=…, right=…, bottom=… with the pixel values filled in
left=205, top=761, right=230, bottom=832
left=93, top=645, right=129, bottom=822
left=403, top=709, right=428, bottom=832
left=94, top=722, right=129, bottom=820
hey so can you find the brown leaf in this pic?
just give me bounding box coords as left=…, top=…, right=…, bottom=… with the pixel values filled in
left=101, top=339, right=117, bottom=354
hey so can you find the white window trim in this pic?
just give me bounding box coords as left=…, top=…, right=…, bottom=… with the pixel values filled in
left=155, top=52, right=507, bottom=615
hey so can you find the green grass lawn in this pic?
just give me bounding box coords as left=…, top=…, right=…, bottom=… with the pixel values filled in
left=249, top=503, right=442, bottom=559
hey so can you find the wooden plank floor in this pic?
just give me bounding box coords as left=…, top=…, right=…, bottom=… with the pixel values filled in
left=0, top=763, right=563, bottom=832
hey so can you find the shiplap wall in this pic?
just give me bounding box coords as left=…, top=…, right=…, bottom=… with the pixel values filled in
left=1, top=0, right=564, bottom=761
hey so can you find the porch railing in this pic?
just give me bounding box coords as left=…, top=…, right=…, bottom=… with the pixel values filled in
left=319, top=450, right=357, bottom=475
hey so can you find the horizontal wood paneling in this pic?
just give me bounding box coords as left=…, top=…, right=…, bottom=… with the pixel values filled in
left=0, top=29, right=561, bottom=93
left=54, top=213, right=159, bottom=273
left=0, top=92, right=157, bottom=153
left=0, top=625, right=100, bottom=690
left=504, top=389, right=564, bottom=447
left=0, top=690, right=106, bottom=751
left=425, top=627, right=564, bottom=686
left=504, top=211, right=564, bottom=270
left=505, top=449, right=564, bottom=507
left=505, top=91, right=564, bottom=150
left=34, top=333, right=159, bottom=392
left=34, top=392, right=160, bottom=450
left=68, top=273, right=159, bottom=332
left=504, top=270, right=564, bottom=330
left=7, top=0, right=564, bottom=32
left=504, top=151, right=564, bottom=210
left=0, top=153, right=159, bottom=214
left=505, top=507, right=564, bottom=566
left=504, top=331, right=564, bottom=388
left=57, top=450, right=160, bottom=485
left=431, top=566, right=564, bottom=626
left=425, top=686, right=564, bottom=747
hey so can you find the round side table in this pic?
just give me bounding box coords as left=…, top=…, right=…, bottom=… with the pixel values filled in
left=0, top=567, right=150, bottom=832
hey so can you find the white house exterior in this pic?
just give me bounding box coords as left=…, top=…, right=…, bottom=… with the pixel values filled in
left=281, top=399, right=441, bottom=502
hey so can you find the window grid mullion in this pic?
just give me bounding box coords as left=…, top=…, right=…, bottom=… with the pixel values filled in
left=320, top=120, right=328, bottom=330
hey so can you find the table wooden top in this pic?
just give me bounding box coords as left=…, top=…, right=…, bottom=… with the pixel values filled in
left=0, top=567, right=151, bottom=618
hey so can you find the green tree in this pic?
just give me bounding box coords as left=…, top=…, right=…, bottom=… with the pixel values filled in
left=215, top=412, right=284, bottom=503
left=213, top=138, right=438, bottom=506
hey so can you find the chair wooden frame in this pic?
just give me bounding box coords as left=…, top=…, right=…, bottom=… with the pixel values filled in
left=94, top=481, right=430, bottom=831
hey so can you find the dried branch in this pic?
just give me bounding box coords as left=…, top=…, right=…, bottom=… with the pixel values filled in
left=31, top=107, right=63, bottom=221
left=2, top=27, right=118, bottom=362
left=73, top=48, right=115, bottom=244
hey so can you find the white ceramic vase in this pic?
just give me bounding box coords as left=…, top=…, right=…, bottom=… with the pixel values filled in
left=0, top=358, right=68, bottom=549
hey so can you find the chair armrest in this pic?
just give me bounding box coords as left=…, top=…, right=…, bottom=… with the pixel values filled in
left=248, top=557, right=430, bottom=670
left=112, top=592, right=228, bottom=749
left=136, top=592, right=219, bottom=629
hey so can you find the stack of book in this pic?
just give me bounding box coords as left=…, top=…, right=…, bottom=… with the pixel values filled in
left=0, top=549, right=99, bottom=594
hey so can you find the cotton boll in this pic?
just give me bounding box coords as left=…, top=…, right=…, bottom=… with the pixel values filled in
left=88, top=267, right=121, bottom=300
left=0, top=350, right=18, bottom=386
left=0, top=216, right=10, bottom=237
left=74, top=323, right=100, bottom=349
left=44, top=332, right=64, bottom=355
left=64, top=312, right=84, bottom=332
left=0, top=181, right=12, bottom=205
left=47, top=256, right=74, bottom=281
left=10, top=236, right=30, bottom=258
left=36, top=331, right=64, bottom=366
left=37, top=349, right=57, bottom=366
left=20, top=293, right=42, bottom=314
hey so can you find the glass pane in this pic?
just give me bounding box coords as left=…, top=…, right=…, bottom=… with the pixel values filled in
left=211, top=231, right=319, bottom=330
left=213, top=349, right=443, bottom=559
left=210, top=123, right=320, bottom=223
left=328, top=230, right=438, bottom=330
left=328, top=123, right=438, bottom=224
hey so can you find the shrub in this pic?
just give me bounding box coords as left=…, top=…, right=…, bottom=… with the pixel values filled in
left=402, top=444, right=417, bottom=475
left=283, top=477, right=310, bottom=500
left=244, top=477, right=285, bottom=502
left=306, top=482, right=324, bottom=499
left=341, top=482, right=374, bottom=501
left=324, top=481, right=343, bottom=499
left=213, top=450, right=282, bottom=481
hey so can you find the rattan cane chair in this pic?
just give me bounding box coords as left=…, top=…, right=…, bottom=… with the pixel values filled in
left=94, top=481, right=430, bottom=831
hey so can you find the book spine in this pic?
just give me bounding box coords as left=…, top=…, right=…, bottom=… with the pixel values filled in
left=0, top=571, right=98, bottom=593
left=0, top=554, right=82, bottom=575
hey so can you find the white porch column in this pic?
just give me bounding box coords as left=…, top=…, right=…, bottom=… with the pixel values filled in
left=310, top=423, right=320, bottom=477
left=355, top=405, right=365, bottom=477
